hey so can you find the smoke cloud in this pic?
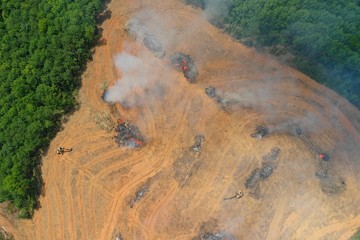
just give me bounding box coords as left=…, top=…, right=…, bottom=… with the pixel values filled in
left=203, top=0, right=233, bottom=27
left=104, top=50, right=149, bottom=105
left=103, top=7, right=212, bottom=107
left=103, top=40, right=172, bottom=107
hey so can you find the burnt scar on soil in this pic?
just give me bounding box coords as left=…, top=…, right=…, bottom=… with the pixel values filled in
left=204, top=86, right=234, bottom=113
left=190, top=134, right=205, bottom=153
left=250, top=125, right=269, bottom=140
left=192, top=218, right=236, bottom=240
left=275, top=123, right=346, bottom=195
left=245, top=147, right=281, bottom=199
left=124, top=18, right=166, bottom=58
left=173, top=134, right=206, bottom=188
left=127, top=174, right=160, bottom=208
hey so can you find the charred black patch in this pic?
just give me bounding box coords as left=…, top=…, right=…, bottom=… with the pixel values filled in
left=170, top=52, right=198, bottom=83
left=114, top=119, right=145, bottom=148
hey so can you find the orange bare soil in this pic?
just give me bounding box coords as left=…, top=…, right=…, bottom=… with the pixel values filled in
left=1, top=1, right=360, bottom=239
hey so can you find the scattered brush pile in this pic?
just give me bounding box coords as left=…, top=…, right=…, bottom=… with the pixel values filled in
left=170, top=53, right=198, bottom=83
left=114, top=118, right=145, bottom=148
left=245, top=168, right=261, bottom=192
left=124, top=18, right=165, bottom=58
left=124, top=18, right=145, bottom=39
left=287, top=124, right=345, bottom=194
left=315, top=160, right=346, bottom=194
left=193, top=230, right=236, bottom=240
left=127, top=176, right=158, bottom=208
left=205, top=86, right=217, bottom=98
left=173, top=134, right=205, bottom=188
left=192, top=219, right=236, bottom=240
left=200, top=232, right=223, bottom=240
left=128, top=184, right=149, bottom=208
left=245, top=147, right=281, bottom=198
left=143, top=33, right=166, bottom=58
left=262, top=147, right=280, bottom=162
left=190, top=134, right=206, bottom=152
left=205, top=86, right=230, bottom=113
left=250, top=126, right=269, bottom=140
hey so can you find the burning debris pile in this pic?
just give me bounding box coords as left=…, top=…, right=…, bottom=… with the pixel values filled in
left=205, top=86, right=230, bottom=113
left=124, top=18, right=165, bottom=58
left=128, top=183, right=149, bottom=208
left=250, top=126, right=269, bottom=140
left=297, top=133, right=330, bottom=161
left=114, top=117, right=145, bottom=148
left=315, top=160, right=346, bottom=194
left=287, top=124, right=329, bottom=161
left=190, top=134, right=205, bottom=152
left=170, top=52, right=198, bottom=83
left=288, top=124, right=333, bottom=162
left=287, top=124, right=345, bottom=194
left=245, top=147, right=281, bottom=198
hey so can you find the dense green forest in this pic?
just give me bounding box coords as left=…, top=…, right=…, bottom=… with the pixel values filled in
left=186, top=0, right=360, bottom=108
left=0, top=0, right=105, bottom=217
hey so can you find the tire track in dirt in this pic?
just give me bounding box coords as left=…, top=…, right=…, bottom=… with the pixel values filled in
left=83, top=149, right=128, bottom=174
left=4, top=0, right=360, bottom=239
left=307, top=215, right=360, bottom=240
left=95, top=148, right=147, bottom=178
left=87, top=183, right=97, bottom=239
left=98, top=96, right=194, bottom=239
left=142, top=184, right=178, bottom=239
left=50, top=186, right=65, bottom=240
left=142, top=107, right=236, bottom=238
left=75, top=171, right=88, bottom=240
left=62, top=155, right=115, bottom=196
left=62, top=164, right=77, bottom=240
left=96, top=109, right=161, bottom=180
left=41, top=195, right=55, bottom=240
left=266, top=199, right=287, bottom=239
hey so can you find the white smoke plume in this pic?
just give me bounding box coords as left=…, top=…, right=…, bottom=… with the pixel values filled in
left=103, top=8, right=210, bottom=107
left=103, top=41, right=171, bottom=107
left=104, top=50, right=148, bottom=105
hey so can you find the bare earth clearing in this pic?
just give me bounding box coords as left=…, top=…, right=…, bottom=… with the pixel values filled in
left=1, top=0, right=360, bottom=239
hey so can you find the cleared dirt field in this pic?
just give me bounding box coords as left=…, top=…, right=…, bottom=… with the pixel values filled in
left=1, top=0, right=360, bottom=239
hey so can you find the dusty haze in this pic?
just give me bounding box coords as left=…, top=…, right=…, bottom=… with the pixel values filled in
left=1, top=1, right=360, bottom=240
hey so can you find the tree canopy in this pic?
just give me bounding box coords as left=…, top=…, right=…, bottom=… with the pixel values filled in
left=226, top=0, right=360, bottom=108
left=0, top=0, right=104, bottom=217
left=185, top=0, right=360, bottom=108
